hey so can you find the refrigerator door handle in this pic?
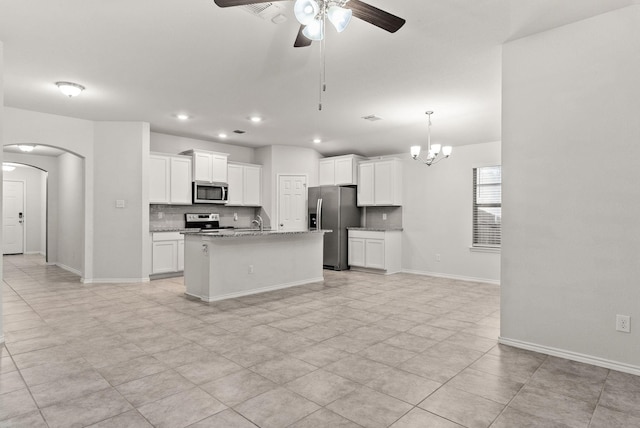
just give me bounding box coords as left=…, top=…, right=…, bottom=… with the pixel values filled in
left=317, top=198, right=323, bottom=230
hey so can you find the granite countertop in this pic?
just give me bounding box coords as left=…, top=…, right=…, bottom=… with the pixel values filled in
left=347, top=227, right=404, bottom=232
left=150, top=227, right=198, bottom=233
left=185, top=229, right=331, bottom=238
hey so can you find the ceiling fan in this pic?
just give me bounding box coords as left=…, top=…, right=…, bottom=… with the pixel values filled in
left=213, top=0, right=406, bottom=47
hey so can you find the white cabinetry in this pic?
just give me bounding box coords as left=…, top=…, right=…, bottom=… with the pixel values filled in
left=318, top=154, right=364, bottom=186
left=227, top=162, right=262, bottom=206
left=182, top=149, right=229, bottom=183
left=149, top=153, right=192, bottom=205
left=357, top=158, right=403, bottom=206
left=151, top=232, right=185, bottom=274
left=348, top=230, right=401, bottom=274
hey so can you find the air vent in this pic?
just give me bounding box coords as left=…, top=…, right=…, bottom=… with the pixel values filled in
left=362, top=115, right=383, bottom=122
left=233, top=130, right=246, bottom=134
left=240, top=2, right=286, bottom=22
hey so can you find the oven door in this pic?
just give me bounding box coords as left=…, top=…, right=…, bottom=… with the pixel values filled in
left=193, top=182, right=228, bottom=204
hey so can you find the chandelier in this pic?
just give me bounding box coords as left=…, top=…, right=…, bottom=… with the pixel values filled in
left=411, top=111, right=452, bottom=166
left=294, top=0, right=353, bottom=41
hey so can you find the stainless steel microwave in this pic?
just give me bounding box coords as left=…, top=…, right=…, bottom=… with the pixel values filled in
left=193, top=182, right=228, bottom=204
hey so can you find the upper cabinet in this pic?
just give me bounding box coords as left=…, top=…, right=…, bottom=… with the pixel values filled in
left=181, top=149, right=229, bottom=183
left=318, top=154, right=365, bottom=186
left=357, top=158, right=403, bottom=206
left=149, top=153, right=192, bottom=205
left=226, top=162, right=262, bottom=207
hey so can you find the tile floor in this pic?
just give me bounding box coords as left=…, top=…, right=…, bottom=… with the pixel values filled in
left=1, top=254, right=639, bottom=427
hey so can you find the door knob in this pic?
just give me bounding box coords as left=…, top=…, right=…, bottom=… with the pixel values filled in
left=280, top=224, right=284, bottom=228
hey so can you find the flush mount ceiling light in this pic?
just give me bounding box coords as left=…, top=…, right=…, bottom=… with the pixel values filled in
left=411, top=111, right=453, bottom=167
left=55, top=81, right=85, bottom=97
left=2, top=163, right=16, bottom=172
left=18, top=144, right=36, bottom=152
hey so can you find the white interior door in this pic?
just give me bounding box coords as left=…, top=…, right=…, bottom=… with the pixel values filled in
left=4, top=180, right=25, bottom=255
left=278, top=175, right=307, bottom=231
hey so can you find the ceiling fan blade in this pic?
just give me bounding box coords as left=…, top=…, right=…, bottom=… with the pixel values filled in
left=348, top=0, right=406, bottom=33
left=213, top=0, right=280, bottom=7
left=294, top=25, right=312, bottom=48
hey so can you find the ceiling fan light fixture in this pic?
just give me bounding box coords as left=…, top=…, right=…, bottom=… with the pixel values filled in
left=327, top=5, right=352, bottom=32
left=294, top=0, right=320, bottom=25
left=302, top=19, right=324, bottom=41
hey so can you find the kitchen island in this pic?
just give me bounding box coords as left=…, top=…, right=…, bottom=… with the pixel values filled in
left=183, top=229, right=328, bottom=302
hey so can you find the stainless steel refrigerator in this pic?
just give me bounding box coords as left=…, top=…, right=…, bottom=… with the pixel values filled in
left=308, top=186, right=361, bottom=270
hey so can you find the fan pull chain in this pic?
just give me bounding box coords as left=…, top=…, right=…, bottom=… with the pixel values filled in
left=319, top=13, right=327, bottom=111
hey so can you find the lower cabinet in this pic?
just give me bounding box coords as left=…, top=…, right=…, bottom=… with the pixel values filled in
left=348, top=230, right=401, bottom=274
left=151, top=232, right=185, bottom=274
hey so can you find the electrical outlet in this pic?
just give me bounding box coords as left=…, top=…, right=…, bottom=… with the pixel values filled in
left=616, top=315, right=630, bottom=333
left=248, top=265, right=254, bottom=274
left=382, top=213, right=387, bottom=220
left=157, top=212, right=164, bottom=219
left=234, top=212, right=238, bottom=221
left=435, top=253, right=441, bottom=262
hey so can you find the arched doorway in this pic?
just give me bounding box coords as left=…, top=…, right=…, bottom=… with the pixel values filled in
left=3, top=144, right=86, bottom=279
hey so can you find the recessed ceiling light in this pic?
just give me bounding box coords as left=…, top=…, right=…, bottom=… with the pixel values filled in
left=176, top=114, right=190, bottom=120
left=313, top=138, right=322, bottom=144
left=249, top=116, right=262, bottom=123
left=218, top=133, right=228, bottom=139
left=55, top=81, right=85, bottom=97
left=18, top=144, right=36, bottom=152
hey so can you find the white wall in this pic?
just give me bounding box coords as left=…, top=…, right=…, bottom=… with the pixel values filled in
left=402, top=141, right=501, bottom=283
left=3, top=165, right=47, bottom=254
left=93, top=122, right=149, bottom=282
left=40, top=170, right=46, bottom=252
left=150, top=132, right=254, bottom=163
left=501, top=6, right=640, bottom=373
left=57, top=153, right=84, bottom=273
left=1, top=41, right=4, bottom=342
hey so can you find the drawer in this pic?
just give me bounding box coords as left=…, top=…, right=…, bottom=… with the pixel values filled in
left=349, top=230, right=385, bottom=239
left=152, top=232, right=183, bottom=241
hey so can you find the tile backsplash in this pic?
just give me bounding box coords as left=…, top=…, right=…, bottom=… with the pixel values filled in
left=363, top=206, right=403, bottom=229
left=150, top=204, right=260, bottom=229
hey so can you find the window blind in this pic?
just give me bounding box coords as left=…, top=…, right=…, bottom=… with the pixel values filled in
left=473, top=166, right=501, bottom=247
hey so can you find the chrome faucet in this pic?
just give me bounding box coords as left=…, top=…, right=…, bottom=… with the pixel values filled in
left=252, top=215, right=264, bottom=232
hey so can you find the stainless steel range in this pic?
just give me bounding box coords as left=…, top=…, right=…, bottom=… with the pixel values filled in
left=184, top=213, right=232, bottom=230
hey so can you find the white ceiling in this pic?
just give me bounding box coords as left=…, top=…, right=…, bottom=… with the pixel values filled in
left=0, top=0, right=633, bottom=157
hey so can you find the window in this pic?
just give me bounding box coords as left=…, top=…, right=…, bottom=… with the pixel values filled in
left=473, top=166, right=501, bottom=248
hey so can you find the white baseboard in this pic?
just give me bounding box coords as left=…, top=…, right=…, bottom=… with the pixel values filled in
left=24, top=251, right=45, bottom=256
left=499, top=336, right=640, bottom=376
left=55, top=263, right=82, bottom=276
left=402, top=268, right=500, bottom=285
left=192, top=276, right=325, bottom=303
left=82, top=277, right=150, bottom=284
